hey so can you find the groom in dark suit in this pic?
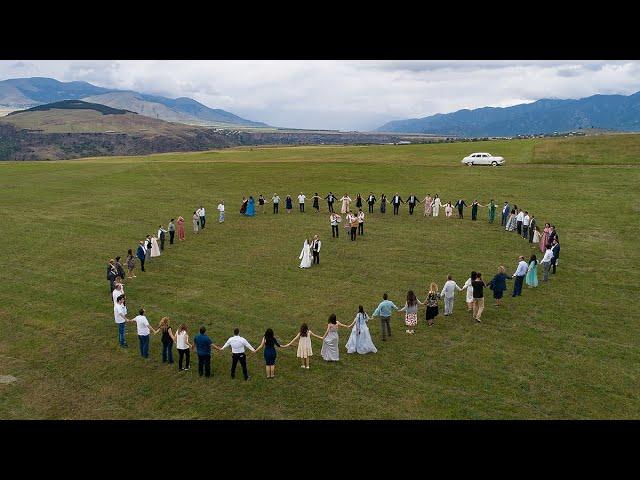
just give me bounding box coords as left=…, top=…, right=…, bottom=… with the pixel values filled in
left=311, top=235, right=321, bottom=264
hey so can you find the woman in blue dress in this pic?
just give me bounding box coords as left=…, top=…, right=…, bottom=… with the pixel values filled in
left=525, top=254, right=539, bottom=287
left=345, top=305, right=377, bottom=354
left=285, top=195, right=293, bottom=214
left=246, top=196, right=256, bottom=216
left=255, top=328, right=287, bottom=378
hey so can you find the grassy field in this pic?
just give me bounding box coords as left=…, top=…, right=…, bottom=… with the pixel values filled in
left=1, top=134, right=639, bottom=419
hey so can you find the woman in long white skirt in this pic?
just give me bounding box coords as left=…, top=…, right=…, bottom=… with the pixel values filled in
left=461, top=271, right=477, bottom=311
left=150, top=236, right=161, bottom=257
left=345, top=306, right=377, bottom=354
left=432, top=195, right=442, bottom=217
left=299, top=238, right=312, bottom=268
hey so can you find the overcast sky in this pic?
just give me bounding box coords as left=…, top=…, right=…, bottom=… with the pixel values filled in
left=2, top=60, right=640, bottom=131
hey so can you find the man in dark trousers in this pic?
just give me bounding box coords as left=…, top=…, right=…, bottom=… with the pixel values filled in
left=501, top=201, right=510, bottom=226
left=136, top=241, right=146, bottom=272
left=391, top=193, right=404, bottom=215
left=367, top=192, right=376, bottom=213
left=551, top=239, right=560, bottom=274
left=199, top=206, right=206, bottom=229
left=218, top=328, right=255, bottom=380
left=168, top=219, right=176, bottom=245
left=511, top=255, right=528, bottom=297
left=528, top=214, right=537, bottom=243
left=455, top=199, right=468, bottom=219
left=324, top=192, right=336, bottom=213
left=407, top=193, right=419, bottom=215
left=193, top=326, right=213, bottom=378
left=311, top=235, right=321, bottom=264
left=157, top=225, right=167, bottom=251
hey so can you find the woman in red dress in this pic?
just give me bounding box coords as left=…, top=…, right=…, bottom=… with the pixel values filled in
left=177, top=215, right=185, bottom=241
left=540, top=223, right=550, bottom=253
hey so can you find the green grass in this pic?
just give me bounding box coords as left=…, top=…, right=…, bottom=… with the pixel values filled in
left=1, top=135, right=639, bottom=419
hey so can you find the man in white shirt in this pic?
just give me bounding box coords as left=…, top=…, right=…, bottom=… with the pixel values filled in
left=330, top=212, right=341, bottom=238
left=114, top=295, right=129, bottom=347
left=198, top=206, right=206, bottom=229
left=541, top=246, right=554, bottom=282
left=511, top=256, right=528, bottom=297
left=217, top=328, right=255, bottom=380
left=127, top=308, right=157, bottom=358
left=112, top=283, right=124, bottom=305
left=297, top=193, right=306, bottom=213
left=516, top=209, right=524, bottom=235
left=440, top=274, right=463, bottom=316
left=157, top=225, right=167, bottom=250
left=357, top=209, right=365, bottom=235
left=522, top=211, right=530, bottom=239
left=217, top=201, right=225, bottom=223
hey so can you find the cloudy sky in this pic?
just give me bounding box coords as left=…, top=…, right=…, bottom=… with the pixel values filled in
left=2, top=60, right=640, bottom=130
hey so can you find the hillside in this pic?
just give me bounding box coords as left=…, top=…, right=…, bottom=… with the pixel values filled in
left=376, top=91, right=640, bottom=136
left=0, top=100, right=406, bottom=160
left=0, top=77, right=268, bottom=128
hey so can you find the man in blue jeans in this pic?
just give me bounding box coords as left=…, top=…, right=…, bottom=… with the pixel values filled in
left=511, top=256, right=528, bottom=297
left=128, top=308, right=157, bottom=358
left=194, top=326, right=214, bottom=377
left=114, top=294, right=129, bottom=347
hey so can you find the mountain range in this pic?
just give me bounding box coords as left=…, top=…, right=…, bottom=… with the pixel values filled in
left=376, top=91, right=640, bottom=136
left=0, top=77, right=268, bottom=128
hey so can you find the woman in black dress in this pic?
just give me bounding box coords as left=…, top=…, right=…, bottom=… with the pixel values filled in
left=312, top=193, right=320, bottom=212
left=258, top=194, right=266, bottom=214
left=424, top=282, right=441, bottom=326
left=285, top=195, right=293, bottom=214
left=158, top=317, right=175, bottom=364
left=355, top=193, right=363, bottom=209
left=254, top=328, right=287, bottom=378
left=240, top=196, right=248, bottom=214
left=380, top=193, right=387, bottom=214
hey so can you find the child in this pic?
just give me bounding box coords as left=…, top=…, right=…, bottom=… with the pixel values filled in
left=445, top=202, right=453, bottom=218
left=284, top=323, right=323, bottom=369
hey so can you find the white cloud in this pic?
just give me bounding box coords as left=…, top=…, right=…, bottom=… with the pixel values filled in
left=1, top=60, right=639, bottom=130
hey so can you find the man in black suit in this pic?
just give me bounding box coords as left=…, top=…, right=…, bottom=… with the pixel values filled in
left=551, top=239, right=560, bottom=274
left=367, top=192, right=376, bottom=213
left=528, top=214, right=537, bottom=243
left=324, top=192, right=336, bottom=213
left=455, top=199, right=467, bottom=219
left=407, top=193, right=419, bottom=215
left=311, top=235, right=321, bottom=264
left=391, top=193, right=404, bottom=215
left=501, top=201, right=510, bottom=226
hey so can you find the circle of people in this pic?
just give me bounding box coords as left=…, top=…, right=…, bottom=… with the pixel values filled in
left=106, top=192, right=561, bottom=380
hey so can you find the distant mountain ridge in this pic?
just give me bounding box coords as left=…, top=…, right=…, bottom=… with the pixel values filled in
left=0, top=77, right=268, bottom=128
left=376, top=91, right=640, bottom=136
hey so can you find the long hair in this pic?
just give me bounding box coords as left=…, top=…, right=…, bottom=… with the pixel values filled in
left=264, top=328, right=274, bottom=341
left=471, top=271, right=477, bottom=281
left=300, top=323, right=309, bottom=337
left=158, top=317, right=169, bottom=330
left=407, top=290, right=417, bottom=307
left=358, top=305, right=365, bottom=314
left=529, top=254, right=538, bottom=265
left=430, top=282, right=438, bottom=293
left=178, top=324, right=187, bottom=333
left=328, top=314, right=337, bottom=324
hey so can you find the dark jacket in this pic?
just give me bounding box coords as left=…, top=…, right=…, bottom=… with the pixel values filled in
left=136, top=245, right=146, bottom=261
left=488, top=272, right=511, bottom=292
left=551, top=243, right=560, bottom=261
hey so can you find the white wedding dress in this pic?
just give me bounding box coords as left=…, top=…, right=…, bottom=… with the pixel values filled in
left=299, top=241, right=312, bottom=269
left=150, top=237, right=161, bottom=257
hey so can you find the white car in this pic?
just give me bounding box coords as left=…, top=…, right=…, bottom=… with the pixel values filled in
left=462, top=152, right=505, bottom=166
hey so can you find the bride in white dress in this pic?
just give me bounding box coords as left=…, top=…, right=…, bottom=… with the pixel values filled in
left=299, top=238, right=312, bottom=269
left=150, top=236, right=161, bottom=257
